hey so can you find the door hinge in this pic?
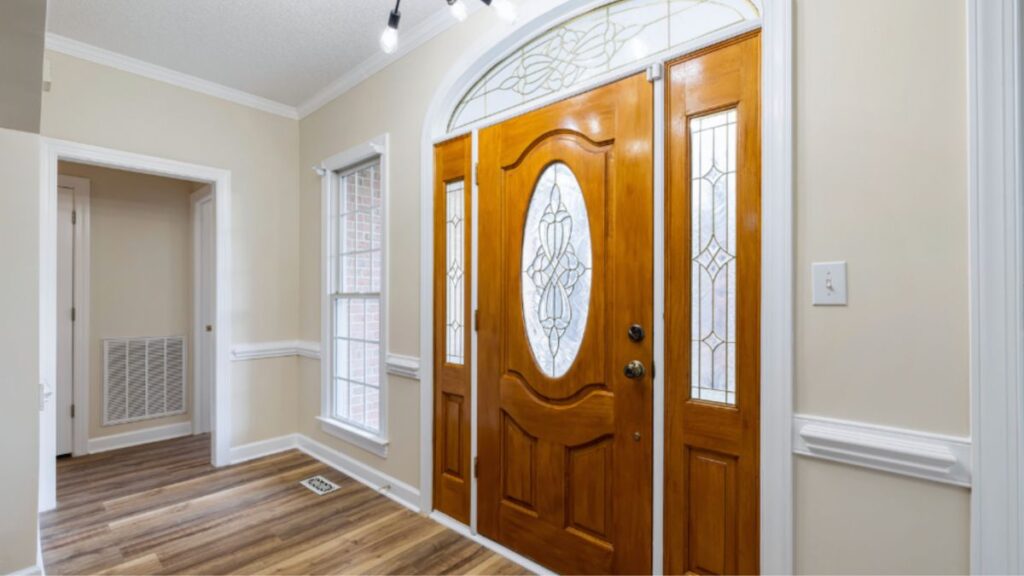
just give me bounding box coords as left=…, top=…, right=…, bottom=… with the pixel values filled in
left=474, top=309, right=479, bottom=332
left=473, top=162, right=479, bottom=186
left=651, top=361, right=656, bottom=379
left=646, top=62, right=664, bottom=82
left=473, top=456, right=479, bottom=478
left=71, top=306, right=76, bottom=322
left=71, top=210, right=77, bottom=225
left=71, top=404, right=75, bottom=418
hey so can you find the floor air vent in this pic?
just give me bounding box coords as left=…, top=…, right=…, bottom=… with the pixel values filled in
left=300, top=475, right=339, bottom=495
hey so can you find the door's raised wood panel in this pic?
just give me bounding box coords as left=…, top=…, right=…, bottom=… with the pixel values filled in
left=567, top=437, right=613, bottom=541
left=502, top=414, right=537, bottom=510
left=442, top=393, right=464, bottom=476
left=665, top=31, right=761, bottom=575
left=479, top=73, right=653, bottom=575
left=433, top=135, right=473, bottom=524
left=688, top=449, right=738, bottom=575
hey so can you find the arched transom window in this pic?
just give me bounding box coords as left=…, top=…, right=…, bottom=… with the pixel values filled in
left=448, top=0, right=762, bottom=132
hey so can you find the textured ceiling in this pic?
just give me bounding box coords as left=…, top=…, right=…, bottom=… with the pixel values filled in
left=46, top=0, right=443, bottom=107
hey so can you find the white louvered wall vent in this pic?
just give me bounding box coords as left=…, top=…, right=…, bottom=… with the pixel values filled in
left=103, top=336, right=186, bottom=425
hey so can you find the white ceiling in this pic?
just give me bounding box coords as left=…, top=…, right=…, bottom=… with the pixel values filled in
left=46, top=0, right=451, bottom=111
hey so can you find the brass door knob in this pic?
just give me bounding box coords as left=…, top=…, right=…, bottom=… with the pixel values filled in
left=623, top=360, right=646, bottom=379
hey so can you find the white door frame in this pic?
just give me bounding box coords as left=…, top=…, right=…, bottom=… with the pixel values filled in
left=969, top=0, right=1024, bottom=572
left=56, top=175, right=92, bottom=458
left=191, top=187, right=215, bottom=435
left=417, top=1, right=795, bottom=573
left=38, top=138, right=233, bottom=512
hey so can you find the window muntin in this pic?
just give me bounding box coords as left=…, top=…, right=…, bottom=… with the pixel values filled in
left=521, top=162, right=592, bottom=378
left=690, top=109, right=737, bottom=405
left=332, top=159, right=383, bottom=432
left=445, top=179, right=466, bottom=365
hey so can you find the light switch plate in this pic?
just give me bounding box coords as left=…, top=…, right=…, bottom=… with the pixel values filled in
left=812, top=261, right=847, bottom=306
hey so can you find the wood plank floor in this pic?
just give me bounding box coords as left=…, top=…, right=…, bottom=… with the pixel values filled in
left=41, top=435, right=526, bottom=575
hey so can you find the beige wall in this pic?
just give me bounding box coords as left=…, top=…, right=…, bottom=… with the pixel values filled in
left=58, top=162, right=195, bottom=438
left=0, top=127, right=41, bottom=572
left=794, top=0, right=969, bottom=436
left=792, top=0, right=969, bottom=570
left=41, top=50, right=302, bottom=446
left=795, top=458, right=970, bottom=574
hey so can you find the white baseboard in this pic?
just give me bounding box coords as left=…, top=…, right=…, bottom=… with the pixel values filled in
left=225, top=432, right=419, bottom=512
left=296, top=435, right=420, bottom=512
left=228, top=434, right=299, bottom=464
left=793, top=413, right=972, bottom=487
left=429, top=511, right=554, bottom=575
left=87, top=421, right=193, bottom=454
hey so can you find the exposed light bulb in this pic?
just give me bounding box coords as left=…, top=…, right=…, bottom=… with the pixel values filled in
left=379, top=27, right=398, bottom=53
left=491, top=0, right=517, bottom=22
left=447, top=0, right=468, bottom=22
left=380, top=7, right=401, bottom=54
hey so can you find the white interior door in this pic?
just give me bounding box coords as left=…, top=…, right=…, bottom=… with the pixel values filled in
left=56, top=186, right=74, bottom=456
left=194, top=189, right=215, bottom=434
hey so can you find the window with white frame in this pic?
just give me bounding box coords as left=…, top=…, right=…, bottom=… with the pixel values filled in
left=326, top=152, right=385, bottom=439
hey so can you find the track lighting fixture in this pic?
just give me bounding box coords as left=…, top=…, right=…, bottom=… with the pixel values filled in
left=380, top=0, right=518, bottom=53
left=379, top=1, right=401, bottom=54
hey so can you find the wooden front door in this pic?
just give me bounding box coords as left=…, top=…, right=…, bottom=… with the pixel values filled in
left=478, top=73, right=653, bottom=575
left=665, top=32, right=761, bottom=575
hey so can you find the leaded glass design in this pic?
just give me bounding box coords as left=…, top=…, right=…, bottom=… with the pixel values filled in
left=446, top=179, right=466, bottom=364
left=521, top=162, right=592, bottom=378
left=691, top=109, right=737, bottom=405
left=332, top=160, right=383, bottom=432
left=449, top=0, right=761, bottom=131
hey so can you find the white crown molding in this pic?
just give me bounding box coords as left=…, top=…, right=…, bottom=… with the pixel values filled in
left=385, top=353, right=420, bottom=380
left=87, top=421, right=193, bottom=454
left=296, top=3, right=482, bottom=119
left=44, top=33, right=299, bottom=120
left=231, top=340, right=320, bottom=361
left=793, top=414, right=972, bottom=487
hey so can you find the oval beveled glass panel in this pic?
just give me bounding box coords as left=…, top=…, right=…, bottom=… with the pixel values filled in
left=521, top=162, right=592, bottom=378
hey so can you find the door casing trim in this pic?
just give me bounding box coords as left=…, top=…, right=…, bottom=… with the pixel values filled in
left=418, top=0, right=795, bottom=572
left=968, top=0, right=1024, bottom=572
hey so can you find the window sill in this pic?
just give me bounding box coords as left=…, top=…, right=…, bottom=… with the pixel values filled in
left=317, top=416, right=389, bottom=458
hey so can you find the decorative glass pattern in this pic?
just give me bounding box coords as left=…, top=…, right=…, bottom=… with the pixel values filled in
left=521, top=162, right=592, bottom=378
left=332, top=160, right=383, bottom=432
left=691, top=109, right=737, bottom=405
left=446, top=179, right=466, bottom=364
left=449, top=0, right=761, bottom=131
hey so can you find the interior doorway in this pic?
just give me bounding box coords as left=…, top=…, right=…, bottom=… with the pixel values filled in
left=39, top=140, right=233, bottom=513
left=53, top=163, right=216, bottom=463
